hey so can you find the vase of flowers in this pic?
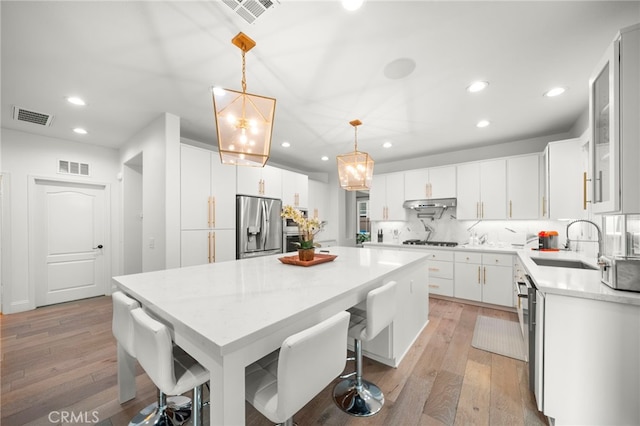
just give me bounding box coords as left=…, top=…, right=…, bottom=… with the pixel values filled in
left=281, top=205, right=323, bottom=261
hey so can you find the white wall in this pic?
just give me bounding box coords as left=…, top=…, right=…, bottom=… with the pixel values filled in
left=0, top=128, right=121, bottom=313
left=119, top=113, right=181, bottom=273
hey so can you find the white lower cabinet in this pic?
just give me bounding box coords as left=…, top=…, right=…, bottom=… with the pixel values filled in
left=454, top=252, right=513, bottom=307
left=543, top=294, right=640, bottom=425
left=181, top=229, right=235, bottom=267
left=360, top=258, right=428, bottom=367
left=426, top=250, right=454, bottom=297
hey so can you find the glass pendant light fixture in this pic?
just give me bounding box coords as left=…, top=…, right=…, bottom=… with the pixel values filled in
left=212, top=32, right=276, bottom=167
left=337, top=119, right=374, bottom=191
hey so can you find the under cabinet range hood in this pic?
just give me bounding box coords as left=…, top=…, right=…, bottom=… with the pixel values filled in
left=403, top=198, right=456, bottom=219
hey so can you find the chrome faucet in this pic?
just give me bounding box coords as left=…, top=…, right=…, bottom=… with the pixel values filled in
left=565, top=219, right=603, bottom=259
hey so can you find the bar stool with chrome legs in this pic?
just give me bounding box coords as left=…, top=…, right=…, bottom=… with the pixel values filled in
left=245, top=311, right=350, bottom=426
left=333, top=280, right=397, bottom=417
left=112, top=291, right=192, bottom=426
left=131, top=307, right=210, bottom=426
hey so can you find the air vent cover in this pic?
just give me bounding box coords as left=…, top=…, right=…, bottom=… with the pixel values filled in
left=58, top=160, right=90, bottom=177
left=13, top=106, right=54, bottom=126
left=222, top=0, right=277, bottom=24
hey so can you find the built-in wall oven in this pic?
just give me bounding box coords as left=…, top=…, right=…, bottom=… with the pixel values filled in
left=283, top=209, right=307, bottom=253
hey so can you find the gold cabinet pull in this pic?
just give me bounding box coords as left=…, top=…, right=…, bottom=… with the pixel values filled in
left=509, top=200, right=513, bottom=218
left=211, top=196, right=216, bottom=228
left=212, top=232, right=216, bottom=263
left=425, top=183, right=429, bottom=198
left=483, top=267, right=487, bottom=284
left=208, top=232, right=213, bottom=263
left=583, top=172, right=592, bottom=210
left=477, top=266, right=481, bottom=284
left=207, top=197, right=213, bottom=228
left=428, top=267, right=440, bottom=272
left=476, top=202, right=480, bottom=219
left=481, top=202, right=484, bottom=218
left=428, top=284, right=440, bottom=289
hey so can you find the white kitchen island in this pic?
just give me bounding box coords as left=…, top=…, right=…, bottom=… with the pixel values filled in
left=112, top=246, right=429, bottom=426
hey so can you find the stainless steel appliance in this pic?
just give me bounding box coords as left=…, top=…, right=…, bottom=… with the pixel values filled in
left=402, top=239, right=458, bottom=247
left=236, top=195, right=283, bottom=259
left=601, top=214, right=640, bottom=292
left=282, top=208, right=306, bottom=253
left=516, top=273, right=544, bottom=412
left=402, top=198, right=457, bottom=219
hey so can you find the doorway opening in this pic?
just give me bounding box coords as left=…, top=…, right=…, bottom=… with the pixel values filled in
left=356, top=191, right=370, bottom=245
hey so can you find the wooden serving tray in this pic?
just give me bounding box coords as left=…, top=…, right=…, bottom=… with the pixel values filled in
left=278, top=253, right=338, bottom=267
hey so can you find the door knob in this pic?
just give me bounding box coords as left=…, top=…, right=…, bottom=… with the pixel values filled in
left=93, top=244, right=103, bottom=249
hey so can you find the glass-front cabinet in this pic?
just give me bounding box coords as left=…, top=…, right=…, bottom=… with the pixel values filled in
left=588, top=23, right=640, bottom=214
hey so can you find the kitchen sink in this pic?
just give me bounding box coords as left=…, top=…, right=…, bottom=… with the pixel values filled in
left=531, top=257, right=598, bottom=270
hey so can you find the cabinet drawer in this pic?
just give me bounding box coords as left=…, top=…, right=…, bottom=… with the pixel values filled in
left=427, top=250, right=454, bottom=262
left=482, top=253, right=513, bottom=266
left=455, top=252, right=482, bottom=264
left=428, top=277, right=453, bottom=297
left=427, top=260, right=454, bottom=279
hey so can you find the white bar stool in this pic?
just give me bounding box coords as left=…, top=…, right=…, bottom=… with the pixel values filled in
left=112, top=292, right=192, bottom=426
left=131, top=307, right=210, bottom=426
left=245, top=311, right=350, bottom=426
left=333, top=280, right=397, bottom=417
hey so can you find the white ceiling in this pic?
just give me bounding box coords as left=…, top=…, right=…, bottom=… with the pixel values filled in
left=2, top=1, right=640, bottom=174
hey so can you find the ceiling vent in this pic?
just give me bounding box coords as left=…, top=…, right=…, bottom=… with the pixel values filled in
left=222, top=0, right=278, bottom=24
left=13, top=105, right=54, bottom=127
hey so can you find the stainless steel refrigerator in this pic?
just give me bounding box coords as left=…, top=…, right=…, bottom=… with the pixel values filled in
left=236, top=195, right=283, bottom=259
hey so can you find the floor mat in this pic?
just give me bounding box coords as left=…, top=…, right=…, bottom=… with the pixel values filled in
left=471, top=315, right=527, bottom=362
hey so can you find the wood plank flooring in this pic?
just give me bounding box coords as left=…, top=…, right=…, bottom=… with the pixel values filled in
left=1, top=296, right=548, bottom=425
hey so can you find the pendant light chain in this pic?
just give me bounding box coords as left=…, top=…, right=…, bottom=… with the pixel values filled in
left=241, top=50, right=247, bottom=93
left=354, top=125, right=358, bottom=151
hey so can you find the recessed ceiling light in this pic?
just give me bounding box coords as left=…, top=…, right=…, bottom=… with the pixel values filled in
left=321, top=156, right=329, bottom=161
left=467, top=81, right=489, bottom=93
left=66, top=96, right=86, bottom=106
left=544, top=87, right=566, bottom=97
left=383, top=141, right=393, bottom=148
left=342, top=0, right=363, bottom=11
left=73, top=128, right=88, bottom=135
left=281, top=141, right=291, bottom=148
left=476, top=120, right=490, bottom=128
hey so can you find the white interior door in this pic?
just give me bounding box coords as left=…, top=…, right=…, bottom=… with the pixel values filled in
left=33, top=179, right=107, bottom=306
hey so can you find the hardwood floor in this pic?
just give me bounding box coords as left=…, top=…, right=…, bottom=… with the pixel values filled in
left=1, top=296, right=548, bottom=425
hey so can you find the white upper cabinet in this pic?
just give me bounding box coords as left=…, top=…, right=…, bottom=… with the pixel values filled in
left=506, top=154, right=540, bottom=219
left=369, top=172, right=406, bottom=221
left=457, top=159, right=507, bottom=220
left=589, top=24, right=640, bottom=214
left=404, top=166, right=456, bottom=200
left=180, top=144, right=236, bottom=230
left=236, top=164, right=282, bottom=199
left=545, top=138, right=589, bottom=220
left=180, top=144, right=237, bottom=266
left=281, top=170, right=308, bottom=209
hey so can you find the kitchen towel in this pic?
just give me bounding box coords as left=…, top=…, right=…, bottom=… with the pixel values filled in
left=471, top=315, right=527, bottom=362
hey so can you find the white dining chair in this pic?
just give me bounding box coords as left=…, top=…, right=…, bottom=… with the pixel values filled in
left=130, top=307, right=210, bottom=426
left=245, top=311, right=350, bottom=426
left=333, top=280, right=398, bottom=416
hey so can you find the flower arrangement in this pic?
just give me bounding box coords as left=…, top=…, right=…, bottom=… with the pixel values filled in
left=281, top=205, right=323, bottom=249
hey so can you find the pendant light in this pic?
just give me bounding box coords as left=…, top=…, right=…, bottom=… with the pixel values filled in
left=212, top=32, right=276, bottom=167
left=337, top=119, right=375, bottom=190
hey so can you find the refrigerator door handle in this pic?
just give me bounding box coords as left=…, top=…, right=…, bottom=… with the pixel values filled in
left=261, top=200, right=268, bottom=250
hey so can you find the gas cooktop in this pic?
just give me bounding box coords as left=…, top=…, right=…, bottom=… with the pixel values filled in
left=402, top=239, right=459, bottom=247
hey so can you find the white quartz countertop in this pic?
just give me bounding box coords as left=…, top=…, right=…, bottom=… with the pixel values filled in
left=112, top=246, right=429, bottom=354
left=364, top=242, right=640, bottom=306
left=517, top=249, right=640, bottom=306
